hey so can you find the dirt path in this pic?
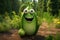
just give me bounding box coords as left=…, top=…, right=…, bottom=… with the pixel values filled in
left=0, top=29, right=45, bottom=40
left=0, top=22, right=60, bottom=40
left=0, top=27, right=60, bottom=40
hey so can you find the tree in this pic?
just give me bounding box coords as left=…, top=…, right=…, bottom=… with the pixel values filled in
left=43, top=0, right=48, bottom=12
left=47, top=0, right=51, bottom=13
left=22, top=0, right=32, bottom=3
left=51, top=0, right=59, bottom=16
left=38, top=0, right=44, bottom=13
left=33, top=0, right=38, bottom=12
left=0, top=0, right=20, bottom=14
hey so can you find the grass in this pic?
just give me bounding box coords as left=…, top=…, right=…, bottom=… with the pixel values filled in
left=10, top=11, right=21, bottom=29
left=45, top=35, right=53, bottom=40
left=0, top=11, right=22, bottom=32
left=0, top=13, right=11, bottom=32
left=55, top=32, right=60, bottom=40
left=37, top=11, right=54, bottom=25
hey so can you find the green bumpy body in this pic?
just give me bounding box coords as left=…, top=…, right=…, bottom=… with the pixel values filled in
left=18, top=6, right=39, bottom=36
left=22, top=14, right=37, bottom=35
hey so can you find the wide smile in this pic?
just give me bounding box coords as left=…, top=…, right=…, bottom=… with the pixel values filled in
left=25, top=18, right=33, bottom=21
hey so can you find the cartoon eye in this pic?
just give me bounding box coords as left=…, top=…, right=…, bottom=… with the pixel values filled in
left=23, top=9, right=28, bottom=13
left=30, top=9, right=35, bottom=13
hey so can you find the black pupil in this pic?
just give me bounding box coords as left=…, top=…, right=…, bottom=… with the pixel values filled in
left=25, top=10, right=27, bottom=12
left=31, top=10, right=33, bottom=12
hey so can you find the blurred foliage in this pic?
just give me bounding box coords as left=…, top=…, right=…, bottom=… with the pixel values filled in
left=37, top=12, right=53, bottom=24
left=55, top=32, right=60, bottom=40
left=0, top=12, right=11, bottom=32
left=56, top=23, right=60, bottom=28
left=53, top=18, right=60, bottom=28
left=0, top=0, right=60, bottom=17
left=42, top=12, right=53, bottom=24
left=10, top=11, right=21, bottom=29
left=0, top=11, right=21, bottom=32
left=0, top=0, right=20, bottom=14
left=0, top=22, right=11, bottom=32
left=45, top=32, right=60, bottom=40
left=45, top=35, right=53, bottom=40
left=22, top=0, right=32, bottom=3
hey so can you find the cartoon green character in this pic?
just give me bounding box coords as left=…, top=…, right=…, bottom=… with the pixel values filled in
left=18, top=5, right=39, bottom=36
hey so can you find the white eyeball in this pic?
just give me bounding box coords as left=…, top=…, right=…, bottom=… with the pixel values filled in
left=23, top=9, right=28, bottom=13
left=30, top=9, right=35, bottom=13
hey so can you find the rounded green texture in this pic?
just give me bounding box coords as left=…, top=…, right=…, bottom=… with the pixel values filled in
left=18, top=29, right=25, bottom=36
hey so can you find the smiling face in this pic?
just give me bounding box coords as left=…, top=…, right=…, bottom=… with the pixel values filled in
left=22, top=6, right=38, bottom=35
left=23, top=7, right=35, bottom=22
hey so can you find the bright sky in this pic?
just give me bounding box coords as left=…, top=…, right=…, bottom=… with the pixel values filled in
left=19, top=0, right=38, bottom=2
left=32, top=0, right=38, bottom=2
left=35, top=0, right=38, bottom=2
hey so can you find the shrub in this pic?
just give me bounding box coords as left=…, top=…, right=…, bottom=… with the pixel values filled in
left=0, top=22, right=11, bottom=32
left=56, top=21, right=60, bottom=28
left=37, top=12, right=53, bottom=25
left=10, top=11, right=21, bottom=29
left=45, top=35, right=53, bottom=40
left=53, top=18, right=60, bottom=28
left=55, top=32, right=60, bottom=40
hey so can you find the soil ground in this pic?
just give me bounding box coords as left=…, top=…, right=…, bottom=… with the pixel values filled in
left=0, top=22, right=60, bottom=40
left=0, top=29, right=45, bottom=40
